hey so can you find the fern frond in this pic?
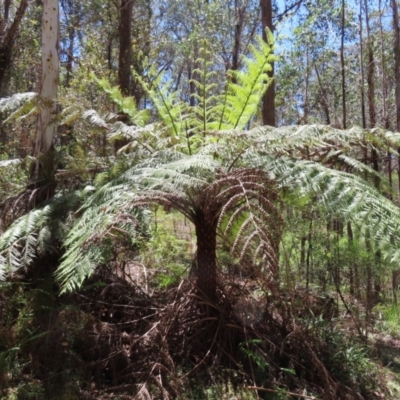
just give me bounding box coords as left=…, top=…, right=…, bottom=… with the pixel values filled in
left=0, top=190, right=91, bottom=279
left=0, top=92, right=37, bottom=112
left=188, top=44, right=220, bottom=139
left=254, top=155, right=400, bottom=263
left=133, top=67, right=186, bottom=137
left=0, top=92, right=39, bottom=123
left=56, top=188, right=149, bottom=293
left=0, top=159, right=22, bottom=167
left=82, top=109, right=109, bottom=129
left=213, top=32, right=276, bottom=130
left=91, top=75, right=149, bottom=126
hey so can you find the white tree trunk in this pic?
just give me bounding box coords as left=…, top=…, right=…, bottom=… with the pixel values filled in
left=35, top=0, right=59, bottom=156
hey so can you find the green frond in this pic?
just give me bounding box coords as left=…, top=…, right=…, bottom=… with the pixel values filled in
left=249, top=124, right=400, bottom=157
left=212, top=168, right=282, bottom=274
left=213, top=33, right=276, bottom=130
left=56, top=186, right=149, bottom=293
left=82, top=109, right=109, bottom=129
left=188, top=45, right=220, bottom=138
left=60, top=104, right=84, bottom=126
left=91, top=74, right=149, bottom=127
left=0, top=190, right=92, bottom=280
left=0, top=207, right=50, bottom=277
left=0, top=159, right=22, bottom=168
left=133, top=67, right=186, bottom=137
left=0, top=92, right=38, bottom=123
left=253, top=155, right=400, bottom=263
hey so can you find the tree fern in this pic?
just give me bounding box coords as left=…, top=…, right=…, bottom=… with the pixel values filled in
left=3, top=32, right=400, bottom=305
left=55, top=151, right=282, bottom=295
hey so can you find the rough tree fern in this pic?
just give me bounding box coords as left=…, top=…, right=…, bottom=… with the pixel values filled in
left=1, top=33, right=400, bottom=302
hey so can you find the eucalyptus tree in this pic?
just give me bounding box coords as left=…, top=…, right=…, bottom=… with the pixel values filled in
left=0, top=0, right=29, bottom=94
left=276, top=0, right=359, bottom=127
left=33, top=0, right=59, bottom=182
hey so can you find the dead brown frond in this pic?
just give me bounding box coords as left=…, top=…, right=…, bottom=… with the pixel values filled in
left=0, top=180, right=56, bottom=231
left=24, top=268, right=379, bottom=399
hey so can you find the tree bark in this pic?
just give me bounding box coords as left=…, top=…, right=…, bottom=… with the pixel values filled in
left=232, top=0, right=246, bottom=73
left=260, top=0, right=275, bottom=126
left=391, top=0, right=400, bottom=198
left=391, top=0, right=400, bottom=302
left=34, top=0, right=59, bottom=180
left=340, top=0, right=346, bottom=129
left=0, top=0, right=29, bottom=94
left=364, top=0, right=376, bottom=128
left=118, top=0, right=134, bottom=95
left=359, top=0, right=367, bottom=130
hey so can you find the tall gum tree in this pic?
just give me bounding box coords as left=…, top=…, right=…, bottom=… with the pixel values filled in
left=34, top=0, right=59, bottom=181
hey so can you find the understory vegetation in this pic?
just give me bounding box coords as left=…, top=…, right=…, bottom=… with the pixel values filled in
left=3, top=1, right=400, bottom=398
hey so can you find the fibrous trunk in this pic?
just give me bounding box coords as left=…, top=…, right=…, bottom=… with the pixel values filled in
left=195, top=218, right=217, bottom=300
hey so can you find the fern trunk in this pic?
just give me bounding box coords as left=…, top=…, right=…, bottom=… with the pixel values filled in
left=195, top=219, right=217, bottom=300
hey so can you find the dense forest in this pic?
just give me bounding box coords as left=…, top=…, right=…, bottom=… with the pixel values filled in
left=2, top=0, right=400, bottom=398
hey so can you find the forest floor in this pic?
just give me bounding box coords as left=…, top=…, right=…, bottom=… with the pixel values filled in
left=0, top=211, right=400, bottom=399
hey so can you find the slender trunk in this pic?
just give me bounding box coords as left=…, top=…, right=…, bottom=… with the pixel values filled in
left=304, top=48, right=309, bottom=123
left=195, top=216, right=217, bottom=300
left=118, top=0, right=134, bottom=95
left=347, top=221, right=361, bottom=299
left=300, top=236, right=306, bottom=280
left=65, top=26, right=75, bottom=87
left=379, top=0, right=389, bottom=129
left=0, top=0, right=29, bottom=93
left=364, top=0, right=376, bottom=128
left=392, top=0, right=400, bottom=203
left=314, top=65, right=331, bottom=124
left=347, top=222, right=355, bottom=296
left=189, top=65, right=196, bottom=108
left=34, top=0, right=59, bottom=181
left=306, top=219, right=312, bottom=289
left=364, top=0, right=380, bottom=188
left=260, top=0, right=275, bottom=126
left=391, top=0, right=400, bottom=303
left=384, top=0, right=393, bottom=196
left=359, top=1, right=367, bottom=129
left=393, top=270, right=398, bottom=303
left=232, top=0, right=245, bottom=73
left=341, top=0, right=346, bottom=129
